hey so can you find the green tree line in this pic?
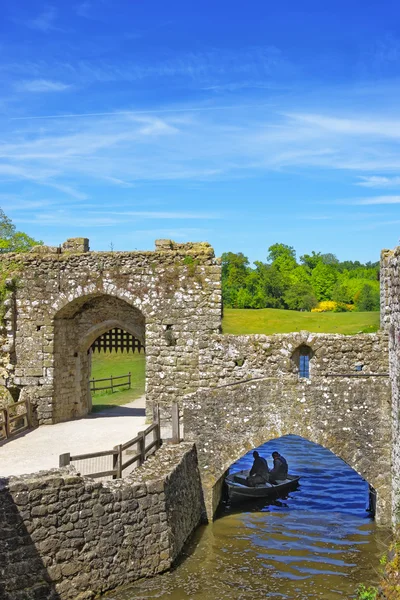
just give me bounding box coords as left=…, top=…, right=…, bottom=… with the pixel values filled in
left=222, top=243, right=380, bottom=312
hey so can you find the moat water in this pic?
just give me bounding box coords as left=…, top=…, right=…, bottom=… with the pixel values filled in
left=104, top=435, right=390, bottom=600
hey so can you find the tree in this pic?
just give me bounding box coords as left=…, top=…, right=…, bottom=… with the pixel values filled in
left=267, top=243, right=297, bottom=272
left=221, top=252, right=250, bottom=306
left=320, top=253, right=339, bottom=266
left=0, top=209, right=42, bottom=253
left=300, top=251, right=322, bottom=271
left=356, top=285, right=380, bottom=311
left=235, top=287, right=253, bottom=308
left=311, top=262, right=338, bottom=301
left=284, top=282, right=317, bottom=311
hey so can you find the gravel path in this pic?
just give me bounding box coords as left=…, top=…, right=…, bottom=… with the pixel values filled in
left=0, top=396, right=147, bottom=477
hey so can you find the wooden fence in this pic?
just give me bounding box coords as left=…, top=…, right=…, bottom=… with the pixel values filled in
left=90, top=372, right=131, bottom=394
left=0, top=399, right=32, bottom=441
left=59, top=408, right=162, bottom=480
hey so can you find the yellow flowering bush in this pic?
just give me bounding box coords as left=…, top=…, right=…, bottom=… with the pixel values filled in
left=311, top=301, right=354, bottom=313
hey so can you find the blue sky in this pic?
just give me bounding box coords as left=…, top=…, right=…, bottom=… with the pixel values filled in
left=1, top=1, right=400, bottom=263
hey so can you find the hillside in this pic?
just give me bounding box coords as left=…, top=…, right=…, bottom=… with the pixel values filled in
left=222, top=308, right=380, bottom=335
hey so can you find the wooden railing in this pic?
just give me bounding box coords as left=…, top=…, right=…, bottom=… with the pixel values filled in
left=59, top=410, right=161, bottom=479
left=0, top=399, right=32, bottom=441
left=90, top=372, right=131, bottom=394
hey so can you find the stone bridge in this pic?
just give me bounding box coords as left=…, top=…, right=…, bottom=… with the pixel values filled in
left=0, top=237, right=399, bottom=525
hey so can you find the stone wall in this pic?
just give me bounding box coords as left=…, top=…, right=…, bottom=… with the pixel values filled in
left=184, top=374, right=392, bottom=524
left=186, top=329, right=391, bottom=523
left=380, top=249, right=392, bottom=331
left=0, top=239, right=221, bottom=424
left=0, top=442, right=205, bottom=600
left=379, top=246, right=400, bottom=523
left=198, top=330, right=388, bottom=388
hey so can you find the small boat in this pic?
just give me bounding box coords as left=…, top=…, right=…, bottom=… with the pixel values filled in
left=225, top=469, right=300, bottom=503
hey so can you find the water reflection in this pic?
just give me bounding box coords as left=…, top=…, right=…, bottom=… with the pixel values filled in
left=103, top=435, right=390, bottom=600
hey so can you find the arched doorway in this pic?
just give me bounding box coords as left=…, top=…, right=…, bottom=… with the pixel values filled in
left=89, top=326, right=145, bottom=413
left=53, top=294, right=145, bottom=423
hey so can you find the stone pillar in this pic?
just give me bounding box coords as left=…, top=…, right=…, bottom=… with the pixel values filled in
left=62, top=238, right=90, bottom=253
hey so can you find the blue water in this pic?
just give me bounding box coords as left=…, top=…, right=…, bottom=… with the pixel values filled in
left=104, top=435, right=390, bottom=600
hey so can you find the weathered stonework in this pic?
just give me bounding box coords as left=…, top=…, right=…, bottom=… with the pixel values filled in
left=185, top=331, right=391, bottom=524
left=0, top=442, right=204, bottom=600
left=0, top=237, right=397, bottom=528
left=379, top=247, right=400, bottom=523
left=198, top=330, right=388, bottom=387
left=0, top=239, right=221, bottom=425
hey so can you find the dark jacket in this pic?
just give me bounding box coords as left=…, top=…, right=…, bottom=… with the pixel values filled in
left=250, top=455, right=270, bottom=479
left=270, top=454, right=288, bottom=480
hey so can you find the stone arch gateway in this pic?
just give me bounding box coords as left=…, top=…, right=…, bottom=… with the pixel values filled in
left=53, top=294, right=146, bottom=422
left=0, top=237, right=399, bottom=525
left=0, top=237, right=221, bottom=426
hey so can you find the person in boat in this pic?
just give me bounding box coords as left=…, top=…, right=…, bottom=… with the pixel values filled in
left=246, top=450, right=270, bottom=487
left=269, top=451, right=288, bottom=483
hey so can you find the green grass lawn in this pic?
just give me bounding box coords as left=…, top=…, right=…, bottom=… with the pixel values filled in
left=90, top=351, right=145, bottom=412
left=222, top=308, right=380, bottom=335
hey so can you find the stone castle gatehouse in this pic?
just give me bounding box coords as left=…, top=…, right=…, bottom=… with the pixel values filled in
left=0, top=237, right=399, bottom=525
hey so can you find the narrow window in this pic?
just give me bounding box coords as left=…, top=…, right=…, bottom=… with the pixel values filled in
left=291, top=344, right=313, bottom=379
left=299, top=352, right=310, bottom=378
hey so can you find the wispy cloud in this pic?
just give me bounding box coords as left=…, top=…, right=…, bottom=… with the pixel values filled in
left=76, top=1, right=92, bottom=18
left=0, top=164, right=88, bottom=200
left=111, top=211, right=221, bottom=219
left=356, top=176, right=400, bottom=188
left=286, top=112, right=400, bottom=138
left=6, top=98, right=400, bottom=202
left=1, top=46, right=288, bottom=92
left=27, top=6, right=57, bottom=32
left=16, top=79, right=71, bottom=93
left=15, top=210, right=219, bottom=227
left=349, top=195, right=400, bottom=205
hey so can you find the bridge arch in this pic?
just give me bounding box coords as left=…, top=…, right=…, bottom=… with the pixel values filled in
left=53, top=294, right=145, bottom=423
left=183, top=376, right=392, bottom=524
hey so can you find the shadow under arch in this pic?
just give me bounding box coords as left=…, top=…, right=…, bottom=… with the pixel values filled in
left=219, top=434, right=375, bottom=518
left=52, top=293, right=145, bottom=423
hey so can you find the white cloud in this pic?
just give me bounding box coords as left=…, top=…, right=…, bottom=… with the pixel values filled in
left=16, top=79, right=71, bottom=93
left=27, top=6, right=57, bottom=32
left=286, top=112, right=400, bottom=137
left=6, top=100, right=400, bottom=200
left=76, top=2, right=92, bottom=18
left=15, top=210, right=219, bottom=227
left=356, top=176, right=400, bottom=188
left=351, top=196, right=400, bottom=205
left=112, top=211, right=221, bottom=219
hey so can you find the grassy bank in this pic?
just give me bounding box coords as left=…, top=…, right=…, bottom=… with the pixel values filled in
left=222, top=308, right=380, bottom=335
left=90, top=351, right=145, bottom=411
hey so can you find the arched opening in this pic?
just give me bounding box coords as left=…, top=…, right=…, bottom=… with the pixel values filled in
left=53, top=294, right=145, bottom=423
left=291, top=344, right=314, bottom=378
left=203, top=436, right=386, bottom=600
left=89, top=326, right=145, bottom=413
left=222, top=434, right=373, bottom=518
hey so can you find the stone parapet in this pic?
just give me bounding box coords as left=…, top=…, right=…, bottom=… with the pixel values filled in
left=0, top=442, right=204, bottom=600
left=198, top=330, right=389, bottom=388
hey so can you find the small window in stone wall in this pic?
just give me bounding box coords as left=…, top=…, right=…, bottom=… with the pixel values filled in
left=291, top=344, right=314, bottom=378
left=299, top=352, right=310, bottom=378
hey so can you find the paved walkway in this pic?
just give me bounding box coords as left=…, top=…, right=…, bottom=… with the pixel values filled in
left=0, top=396, right=148, bottom=478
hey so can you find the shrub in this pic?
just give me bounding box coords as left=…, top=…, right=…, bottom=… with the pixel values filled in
left=311, top=301, right=354, bottom=313
left=356, top=584, right=378, bottom=600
